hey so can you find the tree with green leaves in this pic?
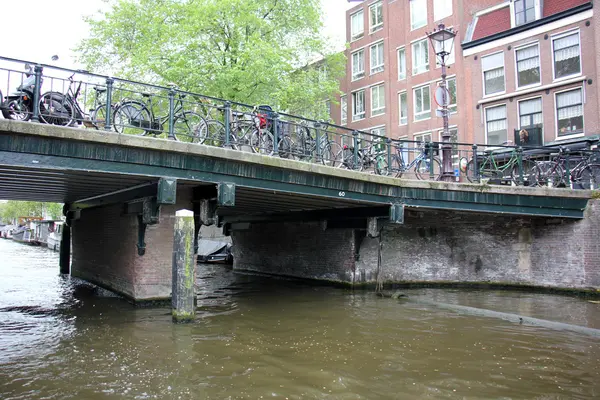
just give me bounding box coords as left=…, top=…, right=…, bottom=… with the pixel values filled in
left=77, top=0, right=345, bottom=119
left=0, top=201, right=63, bottom=224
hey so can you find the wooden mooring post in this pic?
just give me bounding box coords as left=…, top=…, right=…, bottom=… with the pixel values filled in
left=172, top=209, right=196, bottom=323
left=59, top=224, right=71, bottom=275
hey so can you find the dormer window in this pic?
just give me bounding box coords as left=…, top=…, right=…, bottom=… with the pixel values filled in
left=511, top=0, right=540, bottom=27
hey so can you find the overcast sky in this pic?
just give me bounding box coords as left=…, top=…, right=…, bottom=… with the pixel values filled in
left=2, top=0, right=355, bottom=69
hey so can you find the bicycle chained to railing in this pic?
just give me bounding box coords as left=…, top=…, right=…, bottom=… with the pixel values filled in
left=533, top=146, right=600, bottom=189
left=378, top=140, right=443, bottom=180
left=463, top=140, right=539, bottom=186
left=338, top=133, right=390, bottom=174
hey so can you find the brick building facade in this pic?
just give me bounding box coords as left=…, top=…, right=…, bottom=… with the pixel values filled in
left=331, top=0, right=599, bottom=147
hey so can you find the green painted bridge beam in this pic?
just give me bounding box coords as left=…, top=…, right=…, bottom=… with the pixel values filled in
left=220, top=205, right=391, bottom=224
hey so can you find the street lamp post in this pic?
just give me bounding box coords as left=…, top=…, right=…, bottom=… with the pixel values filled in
left=427, top=24, right=456, bottom=182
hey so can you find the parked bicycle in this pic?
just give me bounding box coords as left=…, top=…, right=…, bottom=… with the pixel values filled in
left=464, top=141, right=538, bottom=186
left=535, top=147, right=600, bottom=189
left=379, top=141, right=442, bottom=180
left=38, top=72, right=88, bottom=126
left=294, top=121, right=342, bottom=166
left=338, top=136, right=389, bottom=174
left=96, top=86, right=205, bottom=142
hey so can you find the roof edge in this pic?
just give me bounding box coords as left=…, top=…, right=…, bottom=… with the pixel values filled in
left=462, top=2, right=593, bottom=50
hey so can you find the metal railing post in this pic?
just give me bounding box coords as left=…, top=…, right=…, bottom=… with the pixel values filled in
left=224, top=101, right=231, bottom=148
left=564, top=148, right=572, bottom=188
left=314, top=121, right=322, bottom=163
left=428, top=142, right=434, bottom=180
left=352, top=130, right=359, bottom=170
left=386, top=138, right=392, bottom=176
left=517, top=146, right=524, bottom=186
left=104, top=78, right=114, bottom=131
left=31, top=65, right=43, bottom=122
left=472, top=144, right=479, bottom=182
left=272, top=112, right=279, bottom=156
left=167, top=87, right=176, bottom=140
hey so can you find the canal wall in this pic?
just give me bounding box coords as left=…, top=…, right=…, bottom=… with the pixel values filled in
left=71, top=187, right=195, bottom=301
left=232, top=200, right=600, bottom=291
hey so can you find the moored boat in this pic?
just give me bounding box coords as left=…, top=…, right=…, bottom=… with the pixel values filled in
left=46, top=221, right=64, bottom=251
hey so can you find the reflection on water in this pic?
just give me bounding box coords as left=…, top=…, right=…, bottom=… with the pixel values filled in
left=0, top=238, right=599, bottom=399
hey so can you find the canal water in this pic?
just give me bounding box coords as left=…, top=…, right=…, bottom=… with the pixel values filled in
left=1, top=238, right=599, bottom=399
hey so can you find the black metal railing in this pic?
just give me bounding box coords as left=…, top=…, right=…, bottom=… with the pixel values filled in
left=1, top=55, right=599, bottom=189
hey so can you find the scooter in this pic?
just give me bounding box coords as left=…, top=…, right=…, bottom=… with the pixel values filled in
left=1, top=64, right=41, bottom=121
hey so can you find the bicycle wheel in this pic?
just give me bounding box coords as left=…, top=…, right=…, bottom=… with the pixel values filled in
left=574, top=164, right=600, bottom=189
left=114, top=101, right=152, bottom=136
left=249, top=129, right=273, bottom=154
left=415, top=157, right=442, bottom=180
left=174, top=111, right=206, bottom=143
left=535, top=161, right=564, bottom=188
left=321, top=141, right=342, bottom=167
left=510, top=159, right=539, bottom=187
left=205, top=120, right=237, bottom=149
left=90, top=104, right=109, bottom=130
left=39, top=92, right=75, bottom=126
left=278, top=136, right=296, bottom=159
left=338, top=148, right=363, bottom=170
left=465, top=159, right=499, bottom=183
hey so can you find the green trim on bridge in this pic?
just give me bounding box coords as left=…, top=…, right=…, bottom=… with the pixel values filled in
left=0, top=121, right=591, bottom=219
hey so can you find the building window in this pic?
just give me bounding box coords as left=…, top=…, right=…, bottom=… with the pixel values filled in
left=370, top=42, right=384, bottom=74
left=447, top=77, right=457, bottom=113
left=371, top=84, right=385, bottom=116
left=556, top=88, right=583, bottom=136
left=370, top=2, right=383, bottom=32
left=371, top=127, right=386, bottom=151
left=414, top=132, right=432, bottom=143
left=397, top=47, right=406, bottom=80
left=341, top=95, right=347, bottom=125
left=482, top=52, right=505, bottom=96
left=398, top=136, right=410, bottom=163
left=410, top=0, right=427, bottom=30
left=519, top=97, right=542, bottom=128
left=514, top=0, right=536, bottom=26
left=351, top=49, right=365, bottom=81
left=553, top=32, right=581, bottom=80
left=352, top=90, right=366, bottom=121
left=351, top=10, right=364, bottom=41
left=435, top=37, right=455, bottom=66
left=434, top=0, right=453, bottom=21
left=485, top=105, right=507, bottom=145
left=516, top=44, right=540, bottom=88
left=414, top=85, right=431, bottom=121
left=412, top=39, right=429, bottom=75
left=399, top=91, right=408, bottom=125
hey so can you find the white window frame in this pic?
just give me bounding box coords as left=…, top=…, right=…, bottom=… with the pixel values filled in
left=397, top=135, right=411, bottom=165
left=410, top=0, right=428, bottom=31
left=438, top=77, right=457, bottom=114
left=434, top=0, right=453, bottom=21
left=551, top=29, right=582, bottom=82
left=413, top=84, right=431, bottom=122
left=350, top=10, right=364, bottom=41
left=340, top=95, right=347, bottom=125
left=481, top=51, right=506, bottom=97
left=413, top=131, right=432, bottom=144
left=352, top=89, right=366, bottom=121
left=510, top=0, right=541, bottom=28
left=351, top=49, right=365, bottom=81
left=397, top=47, right=406, bottom=80
left=371, top=84, right=385, bottom=116
left=484, top=103, right=508, bottom=146
left=398, top=91, right=408, bottom=126
left=514, top=42, right=541, bottom=90
left=517, top=95, right=543, bottom=129
left=554, top=86, right=585, bottom=139
left=369, top=1, right=383, bottom=33
left=370, top=41, right=385, bottom=75
left=412, top=38, right=429, bottom=76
